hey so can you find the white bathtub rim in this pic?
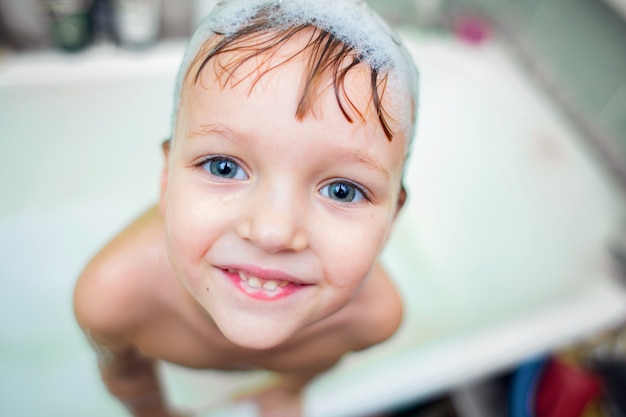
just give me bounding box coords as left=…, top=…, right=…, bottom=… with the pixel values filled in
left=0, top=40, right=186, bottom=87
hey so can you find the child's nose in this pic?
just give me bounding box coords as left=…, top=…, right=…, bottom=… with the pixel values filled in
left=236, top=186, right=308, bottom=253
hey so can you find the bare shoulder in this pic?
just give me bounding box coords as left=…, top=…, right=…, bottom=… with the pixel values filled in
left=341, top=262, right=404, bottom=351
left=73, top=205, right=170, bottom=344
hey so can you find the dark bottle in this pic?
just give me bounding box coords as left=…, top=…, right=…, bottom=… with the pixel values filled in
left=91, top=0, right=116, bottom=44
left=47, top=0, right=94, bottom=52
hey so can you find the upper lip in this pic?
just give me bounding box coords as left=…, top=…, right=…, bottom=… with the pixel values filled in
left=220, top=264, right=311, bottom=285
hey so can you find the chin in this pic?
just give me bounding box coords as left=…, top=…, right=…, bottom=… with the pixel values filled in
left=209, top=309, right=299, bottom=350
left=221, top=325, right=293, bottom=350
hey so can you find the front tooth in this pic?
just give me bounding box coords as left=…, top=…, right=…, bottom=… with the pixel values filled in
left=263, top=280, right=278, bottom=291
left=247, top=277, right=261, bottom=288
left=238, top=271, right=248, bottom=281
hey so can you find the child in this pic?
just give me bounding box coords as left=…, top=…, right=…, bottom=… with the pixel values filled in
left=73, top=0, right=419, bottom=416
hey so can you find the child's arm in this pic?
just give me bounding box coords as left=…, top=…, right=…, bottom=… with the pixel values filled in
left=90, top=336, right=172, bottom=417
left=73, top=228, right=179, bottom=417
left=239, top=360, right=340, bottom=417
left=76, top=294, right=175, bottom=417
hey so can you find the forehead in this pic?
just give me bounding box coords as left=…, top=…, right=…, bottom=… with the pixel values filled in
left=180, top=28, right=408, bottom=144
left=183, top=47, right=379, bottom=139
left=175, top=38, right=405, bottom=169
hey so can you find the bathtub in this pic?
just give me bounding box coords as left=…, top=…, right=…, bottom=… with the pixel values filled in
left=2, top=30, right=626, bottom=417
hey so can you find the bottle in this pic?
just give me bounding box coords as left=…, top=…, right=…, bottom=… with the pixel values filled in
left=113, top=0, right=161, bottom=48
left=46, top=0, right=94, bottom=52
left=91, top=0, right=116, bottom=45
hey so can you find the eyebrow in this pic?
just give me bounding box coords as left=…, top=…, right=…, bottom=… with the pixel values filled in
left=187, top=123, right=238, bottom=141
left=187, top=123, right=390, bottom=179
left=333, top=148, right=390, bottom=180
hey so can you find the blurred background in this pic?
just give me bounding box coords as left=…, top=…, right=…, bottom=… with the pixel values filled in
left=1, top=1, right=626, bottom=417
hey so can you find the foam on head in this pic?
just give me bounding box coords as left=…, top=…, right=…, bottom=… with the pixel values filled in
left=173, top=0, right=419, bottom=152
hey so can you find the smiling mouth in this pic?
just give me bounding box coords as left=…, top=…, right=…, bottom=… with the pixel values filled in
left=224, top=268, right=305, bottom=300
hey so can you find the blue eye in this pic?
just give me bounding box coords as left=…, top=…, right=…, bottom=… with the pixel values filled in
left=320, top=181, right=365, bottom=203
left=203, top=157, right=247, bottom=180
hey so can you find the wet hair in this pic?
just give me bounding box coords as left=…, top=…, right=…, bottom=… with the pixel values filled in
left=184, top=7, right=396, bottom=140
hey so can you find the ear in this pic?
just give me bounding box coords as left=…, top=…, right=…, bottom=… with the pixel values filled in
left=394, top=183, right=407, bottom=218
left=382, top=183, right=408, bottom=247
left=159, top=139, right=171, bottom=216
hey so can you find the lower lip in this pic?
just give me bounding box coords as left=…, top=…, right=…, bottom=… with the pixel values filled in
left=221, top=269, right=304, bottom=301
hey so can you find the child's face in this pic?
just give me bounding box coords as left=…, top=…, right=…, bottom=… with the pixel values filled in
left=161, top=35, right=407, bottom=349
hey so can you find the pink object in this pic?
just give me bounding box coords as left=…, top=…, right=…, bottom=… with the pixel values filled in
left=454, top=15, right=490, bottom=45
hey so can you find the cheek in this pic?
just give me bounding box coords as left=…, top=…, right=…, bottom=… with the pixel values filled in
left=164, top=185, right=230, bottom=269
left=320, top=212, right=392, bottom=288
